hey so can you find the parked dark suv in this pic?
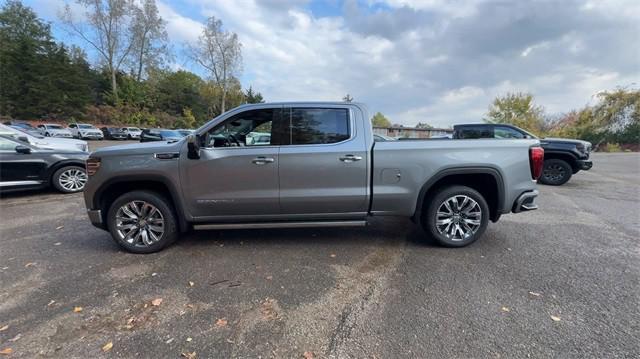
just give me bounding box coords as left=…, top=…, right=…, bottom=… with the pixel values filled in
left=453, top=123, right=592, bottom=185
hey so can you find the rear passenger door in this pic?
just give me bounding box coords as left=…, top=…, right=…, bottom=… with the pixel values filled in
left=278, top=106, right=369, bottom=216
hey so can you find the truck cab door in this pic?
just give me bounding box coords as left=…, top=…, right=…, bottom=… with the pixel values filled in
left=278, top=106, right=369, bottom=216
left=180, top=107, right=286, bottom=220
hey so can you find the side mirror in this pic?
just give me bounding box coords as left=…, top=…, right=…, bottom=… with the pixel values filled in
left=15, top=145, right=31, bottom=154
left=187, top=134, right=201, bottom=159
left=18, top=136, right=29, bottom=142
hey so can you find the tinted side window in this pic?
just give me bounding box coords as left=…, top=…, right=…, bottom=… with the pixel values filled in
left=290, top=108, right=349, bottom=145
left=0, top=137, right=17, bottom=151
left=456, top=125, right=493, bottom=139
left=494, top=126, right=525, bottom=139
left=206, top=108, right=283, bottom=148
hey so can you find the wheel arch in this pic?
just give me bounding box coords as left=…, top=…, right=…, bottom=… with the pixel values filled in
left=544, top=151, right=579, bottom=171
left=93, top=175, right=188, bottom=232
left=413, top=167, right=505, bottom=223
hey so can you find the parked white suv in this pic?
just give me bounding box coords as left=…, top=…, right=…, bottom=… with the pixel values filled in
left=0, top=124, right=88, bottom=152
left=121, top=127, right=142, bottom=139
left=69, top=123, right=104, bottom=140
left=37, top=124, right=73, bottom=138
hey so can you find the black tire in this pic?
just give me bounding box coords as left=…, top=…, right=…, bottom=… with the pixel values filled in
left=423, top=185, right=490, bottom=247
left=52, top=165, right=88, bottom=193
left=539, top=159, right=572, bottom=186
left=107, top=190, right=179, bottom=254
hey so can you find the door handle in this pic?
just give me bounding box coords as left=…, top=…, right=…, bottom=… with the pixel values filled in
left=339, top=155, right=363, bottom=163
left=252, top=156, right=275, bottom=165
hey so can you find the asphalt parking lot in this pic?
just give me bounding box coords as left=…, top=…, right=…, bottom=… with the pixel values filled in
left=1, top=146, right=639, bottom=358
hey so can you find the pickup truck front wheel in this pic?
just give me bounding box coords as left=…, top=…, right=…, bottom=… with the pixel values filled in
left=107, top=191, right=179, bottom=253
left=424, top=186, right=489, bottom=247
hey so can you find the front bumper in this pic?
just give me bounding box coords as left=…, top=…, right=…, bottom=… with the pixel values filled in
left=81, top=133, right=104, bottom=140
left=53, top=133, right=73, bottom=138
left=577, top=160, right=593, bottom=171
left=512, top=190, right=539, bottom=213
left=87, top=209, right=106, bottom=229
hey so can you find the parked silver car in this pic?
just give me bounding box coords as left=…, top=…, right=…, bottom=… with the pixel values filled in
left=37, top=124, right=73, bottom=138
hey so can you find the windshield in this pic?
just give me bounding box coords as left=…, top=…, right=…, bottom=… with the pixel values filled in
left=160, top=130, right=181, bottom=138
left=78, top=124, right=94, bottom=129
left=47, top=125, right=63, bottom=129
left=128, top=127, right=141, bottom=131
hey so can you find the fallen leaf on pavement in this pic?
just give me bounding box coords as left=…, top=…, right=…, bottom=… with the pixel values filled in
left=0, top=325, right=8, bottom=332
left=56, top=225, right=64, bottom=230
left=181, top=352, right=196, bottom=359
left=73, top=306, right=83, bottom=313
left=303, top=351, right=314, bottom=359
left=0, top=348, right=13, bottom=355
left=151, top=272, right=157, bottom=277
left=151, top=298, right=163, bottom=306
left=186, top=337, right=192, bottom=342
left=165, top=338, right=174, bottom=344
left=47, top=300, right=56, bottom=306
left=528, top=291, right=542, bottom=297
left=9, top=334, right=21, bottom=342
left=330, top=254, right=336, bottom=258
left=215, top=318, right=228, bottom=327
left=102, top=342, right=113, bottom=352
left=501, top=307, right=510, bottom=312
left=550, top=315, right=561, bottom=322
left=24, top=262, right=35, bottom=268
left=54, top=242, right=62, bottom=246
left=265, top=276, right=273, bottom=280
left=188, top=281, right=195, bottom=287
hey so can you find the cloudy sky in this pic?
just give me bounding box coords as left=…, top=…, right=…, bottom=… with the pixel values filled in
left=26, top=0, right=640, bottom=127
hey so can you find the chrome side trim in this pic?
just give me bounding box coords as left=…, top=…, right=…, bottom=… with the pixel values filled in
left=0, top=180, right=42, bottom=187
left=193, top=220, right=367, bottom=230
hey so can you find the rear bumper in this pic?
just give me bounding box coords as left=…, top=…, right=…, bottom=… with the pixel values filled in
left=87, top=209, right=106, bottom=229
left=577, top=160, right=593, bottom=171
left=512, top=190, right=539, bottom=213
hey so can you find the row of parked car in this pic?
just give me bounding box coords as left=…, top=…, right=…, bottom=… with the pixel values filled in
left=0, top=122, right=196, bottom=195
left=4, top=121, right=195, bottom=142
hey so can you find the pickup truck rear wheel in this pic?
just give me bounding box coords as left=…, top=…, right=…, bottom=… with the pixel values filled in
left=424, top=186, right=489, bottom=247
left=107, top=191, right=178, bottom=254
left=538, top=159, right=572, bottom=186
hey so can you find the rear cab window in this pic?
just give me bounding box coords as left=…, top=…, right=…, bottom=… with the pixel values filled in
left=455, top=125, right=493, bottom=139
left=287, top=108, right=350, bottom=145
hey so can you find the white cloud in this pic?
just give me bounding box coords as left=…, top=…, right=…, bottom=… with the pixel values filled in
left=33, top=0, right=638, bottom=127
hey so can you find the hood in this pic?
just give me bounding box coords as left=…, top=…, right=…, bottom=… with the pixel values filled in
left=79, top=128, right=102, bottom=133
left=542, top=137, right=591, bottom=146
left=33, top=137, right=88, bottom=152
left=92, top=139, right=184, bottom=157
left=48, top=128, right=72, bottom=133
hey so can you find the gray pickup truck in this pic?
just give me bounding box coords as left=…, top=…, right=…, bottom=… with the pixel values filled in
left=84, top=102, right=543, bottom=253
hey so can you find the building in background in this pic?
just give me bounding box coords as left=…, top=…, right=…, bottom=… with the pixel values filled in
left=373, top=126, right=453, bottom=139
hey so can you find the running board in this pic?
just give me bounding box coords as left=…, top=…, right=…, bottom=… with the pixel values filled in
left=193, top=220, right=367, bottom=230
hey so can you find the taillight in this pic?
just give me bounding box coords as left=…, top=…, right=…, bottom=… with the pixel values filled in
left=86, top=157, right=101, bottom=176
left=529, top=147, right=544, bottom=180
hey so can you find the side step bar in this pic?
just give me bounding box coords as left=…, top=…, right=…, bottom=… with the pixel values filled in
left=193, top=220, right=367, bottom=231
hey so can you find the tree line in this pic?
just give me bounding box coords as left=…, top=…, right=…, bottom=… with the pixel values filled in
left=0, top=0, right=263, bottom=128
left=485, top=89, right=639, bottom=148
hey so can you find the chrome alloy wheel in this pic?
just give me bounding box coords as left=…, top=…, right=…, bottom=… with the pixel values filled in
left=58, top=168, right=87, bottom=191
left=435, top=195, right=482, bottom=241
left=115, top=201, right=165, bottom=247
